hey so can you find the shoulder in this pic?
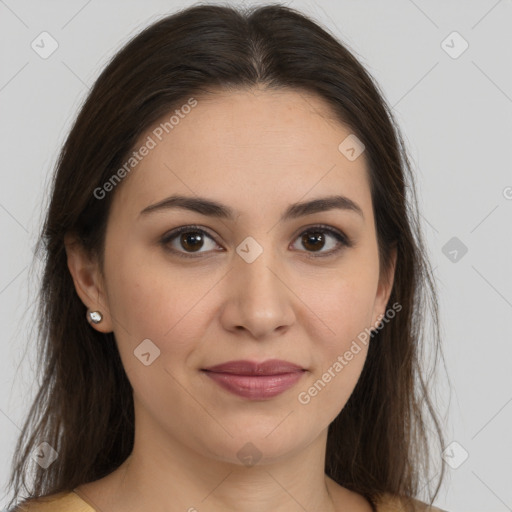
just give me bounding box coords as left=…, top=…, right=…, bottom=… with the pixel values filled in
left=12, top=490, right=95, bottom=512
left=374, top=492, right=449, bottom=512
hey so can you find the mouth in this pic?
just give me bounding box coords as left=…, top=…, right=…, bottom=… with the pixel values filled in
left=201, top=359, right=307, bottom=400
left=202, top=358, right=305, bottom=375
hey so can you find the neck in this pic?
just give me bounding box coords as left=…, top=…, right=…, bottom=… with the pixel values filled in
left=98, top=424, right=338, bottom=512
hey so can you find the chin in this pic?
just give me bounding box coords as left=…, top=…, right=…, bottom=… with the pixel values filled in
left=197, top=425, right=314, bottom=467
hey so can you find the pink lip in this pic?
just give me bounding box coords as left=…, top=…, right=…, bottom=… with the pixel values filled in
left=202, top=359, right=306, bottom=400
left=203, top=359, right=304, bottom=375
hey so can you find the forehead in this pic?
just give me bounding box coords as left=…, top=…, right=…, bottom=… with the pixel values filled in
left=109, top=87, right=372, bottom=222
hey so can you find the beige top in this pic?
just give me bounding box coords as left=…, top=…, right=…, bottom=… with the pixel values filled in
left=14, top=489, right=447, bottom=511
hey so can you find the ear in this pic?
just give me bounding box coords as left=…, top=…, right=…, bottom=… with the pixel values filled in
left=371, top=245, right=397, bottom=329
left=64, top=234, right=113, bottom=333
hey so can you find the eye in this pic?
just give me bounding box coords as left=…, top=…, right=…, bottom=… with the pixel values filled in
left=160, top=225, right=222, bottom=259
left=290, top=224, right=352, bottom=258
left=160, top=224, right=352, bottom=259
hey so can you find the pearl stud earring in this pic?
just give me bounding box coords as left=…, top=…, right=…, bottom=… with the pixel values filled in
left=87, top=310, right=103, bottom=324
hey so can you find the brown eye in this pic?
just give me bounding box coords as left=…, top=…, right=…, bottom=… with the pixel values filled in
left=179, top=231, right=205, bottom=252
left=291, top=226, right=351, bottom=257
left=301, top=231, right=326, bottom=252
left=161, top=224, right=352, bottom=260
left=161, top=226, right=221, bottom=258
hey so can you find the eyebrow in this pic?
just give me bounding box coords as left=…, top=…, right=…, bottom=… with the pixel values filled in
left=139, top=194, right=364, bottom=221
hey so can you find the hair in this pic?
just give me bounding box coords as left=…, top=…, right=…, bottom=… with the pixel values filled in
left=6, top=3, right=447, bottom=511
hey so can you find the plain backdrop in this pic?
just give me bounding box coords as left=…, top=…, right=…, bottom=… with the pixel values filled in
left=0, top=1, right=511, bottom=511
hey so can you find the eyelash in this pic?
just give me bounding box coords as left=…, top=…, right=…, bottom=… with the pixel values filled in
left=160, top=224, right=353, bottom=260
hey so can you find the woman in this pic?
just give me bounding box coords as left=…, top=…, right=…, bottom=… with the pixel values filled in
left=6, top=4, right=448, bottom=511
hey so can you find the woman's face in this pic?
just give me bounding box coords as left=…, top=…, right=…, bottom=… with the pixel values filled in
left=72, top=87, right=395, bottom=465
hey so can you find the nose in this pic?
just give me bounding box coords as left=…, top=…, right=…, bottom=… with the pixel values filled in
left=219, top=244, right=296, bottom=340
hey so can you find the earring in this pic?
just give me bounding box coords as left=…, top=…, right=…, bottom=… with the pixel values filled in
left=87, top=310, right=103, bottom=324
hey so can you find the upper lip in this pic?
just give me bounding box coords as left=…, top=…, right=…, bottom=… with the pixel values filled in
left=202, top=359, right=305, bottom=375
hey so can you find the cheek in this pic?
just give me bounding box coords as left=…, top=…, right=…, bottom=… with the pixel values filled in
left=104, top=241, right=171, bottom=330
left=298, top=284, right=373, bottom=419
left=103, top=256, right=210, bottom=408
left=307, top=262, right=379, bottom=348
left=298, top=258, right=377, bottom=410
left=104, top=246, right=218, bottom=359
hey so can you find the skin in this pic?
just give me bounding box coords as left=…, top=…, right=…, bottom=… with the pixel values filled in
left=67, top=87, right=396, bottom=512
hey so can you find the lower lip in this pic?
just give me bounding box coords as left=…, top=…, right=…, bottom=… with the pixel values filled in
left=203, top=371, right=305, bottom=400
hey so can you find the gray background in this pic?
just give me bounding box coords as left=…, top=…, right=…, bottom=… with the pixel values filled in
left=1, top=1, right=511, bottom=511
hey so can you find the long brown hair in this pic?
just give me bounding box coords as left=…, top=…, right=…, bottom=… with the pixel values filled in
left=6, top=3, right=446, bottom=510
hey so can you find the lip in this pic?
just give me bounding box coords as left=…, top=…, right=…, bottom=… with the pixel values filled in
left=203, top=359, right=305, bottom=375
left=202, top=359, right=306, bottom=400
